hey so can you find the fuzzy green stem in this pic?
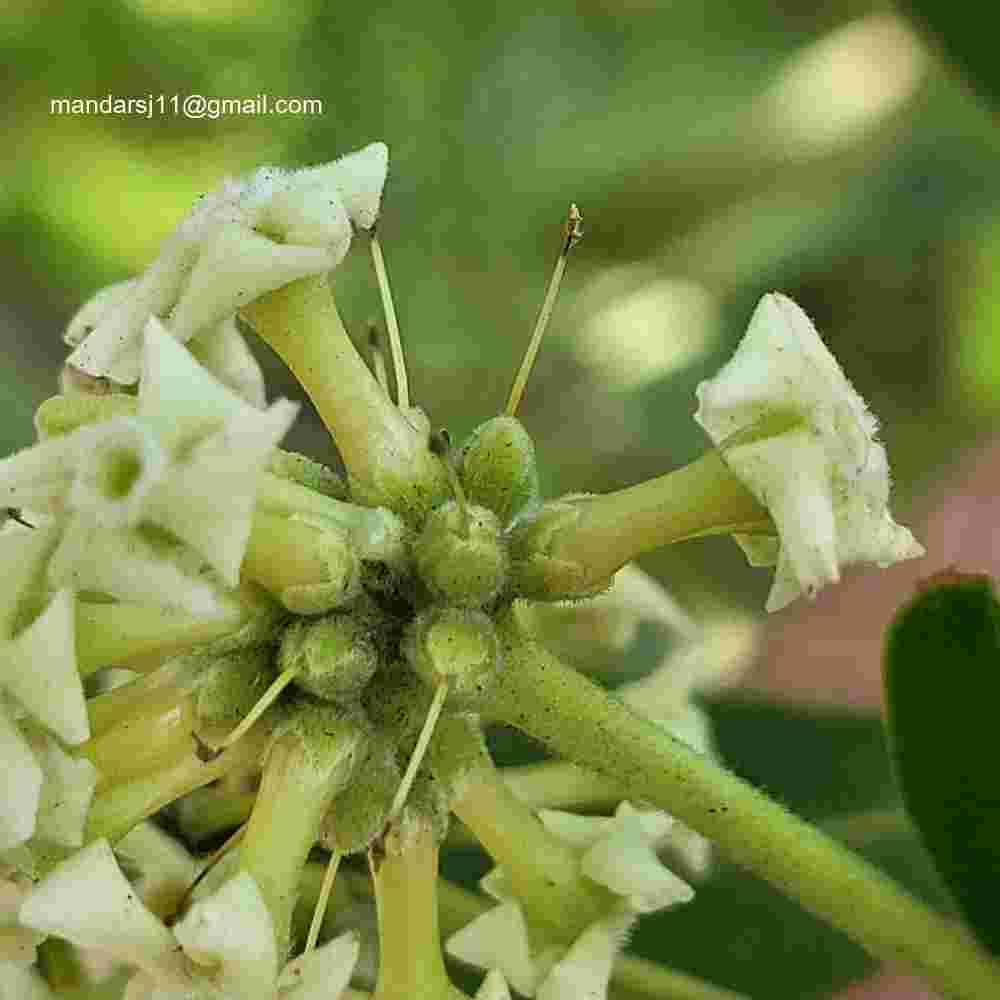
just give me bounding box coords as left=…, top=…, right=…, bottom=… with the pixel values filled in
left=449, top=754, right=613, bottom=947
left=238, top=724, right=359, bottom=959
left=84, top=721, right=269, bottom=844
left=370, top=819, right=461, bottom=1000
left=482, top=615, right=1000, bottom=1000
left=241, top=276, right=446, bottom=521
left=548, top=450, right=769, bottom=584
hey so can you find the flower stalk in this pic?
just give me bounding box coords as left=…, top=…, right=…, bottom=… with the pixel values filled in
left=510, top=449, right=770, bottom=599
left=370, top=817, right=463, bottom=1000
left=483, top=611, right=1000, bottom=1000
left=241, top=275, right=448, bottom=522
left=238, top=704, right=368, bottom=958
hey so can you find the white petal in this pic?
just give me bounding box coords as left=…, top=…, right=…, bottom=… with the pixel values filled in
left=446, top=901, right=539, bottom=997
left=296, top=142, right=389, bottom=231
left=0, top=705, right=43, bottom=850
left=173, top=872, right=277, bottom=999
left=0, top=435, right=77, bottom=512
left=144, top=399, right=297, bottom=586
left=475, top=969, right=512, bottom=1000
left=581, top=814, right=693, bottom=914
left=66, top=249, right=196, bottom=385
left=0, top=962, right=55, bottom=998
left=536, top=810, right=610, bottom=850
left=168, top=222, right=334, bottom=342
left=478, top=866, right=513, bottom=904
left=139, top=317, right=257, bottom=431
left=260, top=180, right=352, bottom=261
left=536, top=913, right=633, bottom=1000
left=18, top=839, right=176, bottom=976
left=31, top=732, right=97, bottom=846
left=48, top=516, right=222, bottom=615
left=278, top=930, right=359, bottom=998
left=64, top=278, right=141, bottom=348
left=69, top=417, right=168, bottom=529
left=0, top=590, right=89, bottom=745
left=0, top=522, right=60, bottom=640
left=115, top=822, right=200, bottom=919
left=187, top=318, right=267, bottom=409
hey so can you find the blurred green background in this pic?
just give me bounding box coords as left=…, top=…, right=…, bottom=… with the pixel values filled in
left=3, top=1, right=999, bottom=996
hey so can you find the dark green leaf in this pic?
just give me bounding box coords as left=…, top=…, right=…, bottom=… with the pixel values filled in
left=884, top=573, right=1000, bottom=954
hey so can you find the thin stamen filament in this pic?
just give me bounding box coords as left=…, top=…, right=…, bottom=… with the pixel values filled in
left=388, top=680, right=449, bottom=821
left=304, top=850, right=342, bottom=954
left=369, top=233, right=409, bottom=409
left=505, top=203, right=582, bottom=417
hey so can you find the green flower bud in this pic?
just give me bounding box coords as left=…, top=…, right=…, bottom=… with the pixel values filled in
left=243, top=513, right=362, bottom=616
left=403, top=607, right=501, bottom=706
left=412, top=501, right=508, bottom=607
left=278, top=612, right=382, bottom=703
left=508, top=501, right=612, bottom=601
left=459, top=415, right=540, bottom=526
left=34, top=393, right=138, bottom=440
left=362, top=664, right=432, bottom=752
left=204, top=583, right=288, bottom=655
left=320, top=737, right=401, bottom=855
left=428, top=710, right=489, bottom=801
left=267, top=449, right=349, bottom=501
left=394, top=769, right=451, bottom=846
left=194, top=645, right=277, bottom=731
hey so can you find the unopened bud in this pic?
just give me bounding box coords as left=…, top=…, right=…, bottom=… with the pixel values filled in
left=194, top=645, right=277, bottom=733
left=459, top=416, right=539, bottom=526
left=34, top=394, right=138, bottom=441
left=413, top=502, right=508, bottom=607
left=320, top=738, right=401, bottom=855
left=508, top=501, right=612, bottom=600
left=403, top=607, right=501, bottom=706
left=278, top=612, right=382, bottom=703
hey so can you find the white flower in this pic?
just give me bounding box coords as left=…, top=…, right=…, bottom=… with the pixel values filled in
left=0, top=589, right=87, bottom=747
left=65, top=143, right=389, bottom=386
left=0, top=538, right=94, bottom=852
left=17, top=839, right=360, bottom=1000
left=448, top=802, right=692, bottom=997
left=536, top=803, right=694, bottom=915
left=0, top=961, right=55, bottom=998
left=694, top=292, right=923, bottom=612
left=1, top=319, right=298, bottom=613
left=535, top=913, right=633, bottom=1000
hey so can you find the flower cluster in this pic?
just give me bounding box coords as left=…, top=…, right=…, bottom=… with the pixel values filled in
left=0, top=141, right=926, bottom=1000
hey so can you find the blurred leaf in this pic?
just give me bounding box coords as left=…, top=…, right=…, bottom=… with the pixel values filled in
left=632, top=831, right=949, bottom=1000
left=901, top=1, right=1000, bottom=104
left=705, top=695, right=900, bottom=820
left=884, top=573, right=1000, bottom=955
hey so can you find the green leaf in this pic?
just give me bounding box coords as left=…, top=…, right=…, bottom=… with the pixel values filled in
left=901, top=2, right=1000, bottom=105
left=884, top=572, right=1000, bottom=955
